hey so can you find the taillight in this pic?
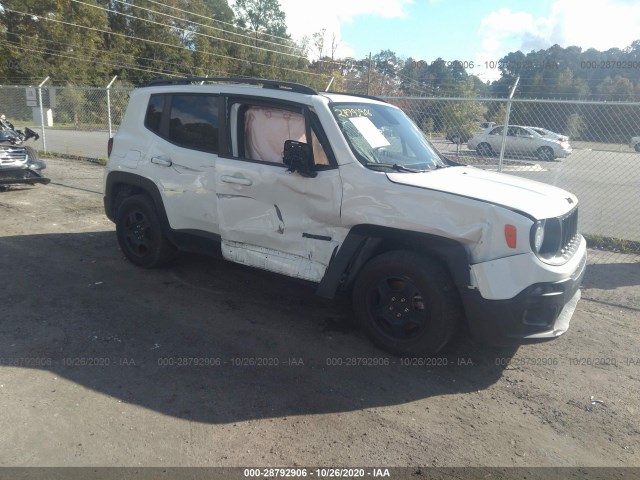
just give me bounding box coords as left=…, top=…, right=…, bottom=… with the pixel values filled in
left=504, top=224, right=517, bottom=249
left=107, top=137, right=113, bottom=157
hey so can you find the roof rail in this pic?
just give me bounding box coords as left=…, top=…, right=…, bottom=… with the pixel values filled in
left=324, top=91, right=388, bottom=103
left=145, top=76, right=318, bottom=95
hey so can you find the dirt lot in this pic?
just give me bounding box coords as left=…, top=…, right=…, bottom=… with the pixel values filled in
left=0, top=158, right=639, bottom=468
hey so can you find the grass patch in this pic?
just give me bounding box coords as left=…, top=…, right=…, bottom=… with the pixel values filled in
left=36, top=150, right=107, bottom=166
left=444, top=154, right=536, bottom=167
left=584, top=234, right=640, bottom=255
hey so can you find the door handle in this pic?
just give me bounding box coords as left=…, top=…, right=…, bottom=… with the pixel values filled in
left=221, top=175, right=252, bottom=186
left=151, top=155, right=172, bottom=167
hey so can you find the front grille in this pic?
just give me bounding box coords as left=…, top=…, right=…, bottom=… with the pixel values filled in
left=0, top=146, right=27, bottom=165
left=560, top=207, right=579, bottom=259
left=538, top=207, right=580, bottom=264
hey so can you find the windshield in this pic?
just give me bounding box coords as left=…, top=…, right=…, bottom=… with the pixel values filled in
left=330, top=102, right=447, bottom=171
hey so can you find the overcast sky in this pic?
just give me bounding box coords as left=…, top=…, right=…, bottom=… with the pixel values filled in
left=278, top=0, right=640, bottom=80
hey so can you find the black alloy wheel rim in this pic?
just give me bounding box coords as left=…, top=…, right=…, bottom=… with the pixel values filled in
left=123, top=209, right=152, bottom=257
left=366, top=276, right=429, bottom=340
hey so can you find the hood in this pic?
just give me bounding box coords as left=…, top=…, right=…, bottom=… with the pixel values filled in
left=386, top=166, right=577, bottom=220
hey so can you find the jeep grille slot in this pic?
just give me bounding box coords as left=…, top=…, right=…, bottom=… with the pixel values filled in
left=537, top=207, right=580, bottom=264
left=561, top=208, right=578, bottom=253
left=0, top=147, right=27, bottom=164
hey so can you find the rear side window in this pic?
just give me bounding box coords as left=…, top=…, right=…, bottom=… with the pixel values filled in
left=144, top=94, right=165, bottom=133
left=169, top=95, right=219, bottom=153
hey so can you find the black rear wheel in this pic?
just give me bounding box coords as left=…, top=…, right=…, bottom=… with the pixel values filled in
left=353, top=251, right=461, bottom=356
left=115, top=194, right=175, bottom=268
left=477, top=143, right=493, bottom=157
left=537, top=146, right=555, bottom=161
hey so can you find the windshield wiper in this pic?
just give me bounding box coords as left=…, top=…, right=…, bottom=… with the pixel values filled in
left=364, top=162, right=427, bottom=173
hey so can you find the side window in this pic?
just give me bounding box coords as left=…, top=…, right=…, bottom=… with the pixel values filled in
left=168, top=95, right=219, bottom=153
left=489, top=127, right=503, bottom=136
left=239, top=105, right=332, bottom=166
left=144, top=94, right=165, bottom=133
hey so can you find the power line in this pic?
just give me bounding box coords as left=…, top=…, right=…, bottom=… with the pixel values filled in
left=2, top=7, right=325, bottom=79
left=0, top=39, right=183, bottom=79
left=5, top=31, right=210, bottom=76
left=142, top=0, right=298, bottom=45
left=107, top=0, right=302, bottom=54
left=92, top=0, right=360, bottom=71
left=96, top=0, right=359, bottom=70
left=1, top=37, right=262, bottom=84
left=73, top=0, right=311, bottom=62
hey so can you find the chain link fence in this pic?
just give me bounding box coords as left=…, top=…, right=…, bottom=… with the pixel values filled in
left=1, top=84, right=638, bottom=259
left=0, top=85, right=129, bottom=158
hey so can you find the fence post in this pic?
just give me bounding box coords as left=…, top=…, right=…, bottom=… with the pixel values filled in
left=498, top=76, right=519, bottom=172
left=325, top=77, right=335, bottom=92
left=37, top=76, right=50, bottom=153
left=106, top=75, right=118, bottom=138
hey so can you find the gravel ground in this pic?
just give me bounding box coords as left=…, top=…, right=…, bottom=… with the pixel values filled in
left=0, top=158, right=638, bottom=469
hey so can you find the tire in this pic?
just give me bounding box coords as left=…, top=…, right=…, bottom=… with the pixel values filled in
left=536, top=146, right=555, bottom=161
left=115, top=194, right=175, bottom=268
left=477, top=143, right=493, bottom=157
left=635, top=143, right=640, bottom=152
left=352, top=251, right=461, bottom=356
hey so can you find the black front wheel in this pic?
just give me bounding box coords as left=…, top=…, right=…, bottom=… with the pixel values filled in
left=115, top=194, right=175, bottom=268
left=353, top=251, right=461, bottom=356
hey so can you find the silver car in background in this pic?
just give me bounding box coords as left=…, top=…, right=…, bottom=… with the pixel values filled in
left=468, top=125, right=572, bottom=161
left=527, top=126, right=569, bottom=143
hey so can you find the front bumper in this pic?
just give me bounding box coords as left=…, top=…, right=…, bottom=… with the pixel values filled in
left=0, top=166, right=50, bottom=186
left=462, top=251, right=586, bottom=346
left=556, top=147, right=572, bottom=158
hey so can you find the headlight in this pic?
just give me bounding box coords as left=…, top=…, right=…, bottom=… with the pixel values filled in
left=533, top=221, right=545, bottom=252
left=531, top=218, right=562, bottom=258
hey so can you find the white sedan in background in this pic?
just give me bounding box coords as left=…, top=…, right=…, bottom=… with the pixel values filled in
left=527, top=126, right=569, bottom=143
left=468, top=125, right=573, bottom=161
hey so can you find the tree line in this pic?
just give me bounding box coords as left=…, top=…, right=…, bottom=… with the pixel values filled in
left=1, top=1, right=639, bottom=141
left=1, top=0, right=639, bottom=99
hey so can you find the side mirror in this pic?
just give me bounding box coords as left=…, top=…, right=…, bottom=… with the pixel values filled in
left=283, top=140, right=317, bottom=178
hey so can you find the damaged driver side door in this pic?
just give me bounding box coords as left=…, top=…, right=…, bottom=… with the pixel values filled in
left=215, top=98, right=343, bottom=282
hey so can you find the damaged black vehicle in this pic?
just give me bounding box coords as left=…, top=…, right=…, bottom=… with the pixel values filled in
left=0, top=115, right=50, bottom=188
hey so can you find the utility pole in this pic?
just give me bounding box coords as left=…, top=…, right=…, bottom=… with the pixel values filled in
left=498, top=75, right=520, bottom=172
left=367, top=52, right=372, bottom=96
left=38, top=76, right=50, bottom=153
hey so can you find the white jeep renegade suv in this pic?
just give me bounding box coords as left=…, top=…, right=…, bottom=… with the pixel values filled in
left=104, top=77, right=586, bottom=356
